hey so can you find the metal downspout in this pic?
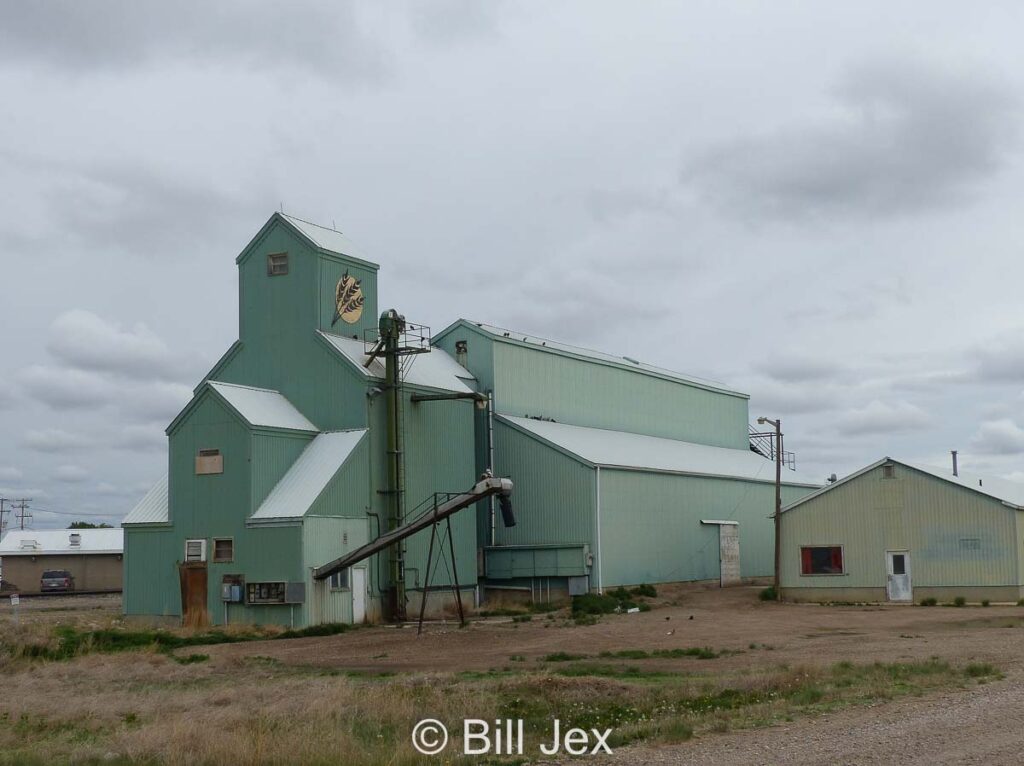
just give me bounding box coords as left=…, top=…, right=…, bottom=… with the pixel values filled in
left=488, top=391, right=496, bottom=547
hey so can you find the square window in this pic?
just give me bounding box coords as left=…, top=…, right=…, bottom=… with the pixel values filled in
left=184, top=539, right=207, bottom=563
left=800, top=546, right=844, bottom=575
left=329, top=569, right=350, bottom=590
left=213, top=538, right=233, bottom=563
left=891, top=554, right=906, bottom=575
left=882, top=464, right=895, bottom=479
left=267, top=252, right=289, bottom=276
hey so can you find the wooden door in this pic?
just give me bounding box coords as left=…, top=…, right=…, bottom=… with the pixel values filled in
left=178, top=562, right=210, bottom=627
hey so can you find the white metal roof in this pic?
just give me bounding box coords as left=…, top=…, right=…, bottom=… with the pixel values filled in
left=784, top=457, right=1024, bottom=512
left=0, top=528, right=123, bottom=556
left=317, top=331, right=476, bottom=394
left=251, top=430, right=367, bottom=520
left=444, top=320, right=746, bottom=398
left=280, top=213, right=366, bottom=260
left=208, top=382, right=317, bottom=432
left=500, top=415, right=822, bottom=487
left=122, top=474, right=169, bottom=525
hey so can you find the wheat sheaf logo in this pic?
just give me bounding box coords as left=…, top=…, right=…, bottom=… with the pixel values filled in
left=333, top=270, right=364, bottom=326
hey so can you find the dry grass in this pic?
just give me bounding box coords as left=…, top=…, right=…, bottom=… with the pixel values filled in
left=0, top=642, right=997, bottom=766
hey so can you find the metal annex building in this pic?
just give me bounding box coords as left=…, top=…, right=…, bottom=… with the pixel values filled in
left=780, top=458, right=1024, bottom=604
left=123, top=212, right=820, bottom=627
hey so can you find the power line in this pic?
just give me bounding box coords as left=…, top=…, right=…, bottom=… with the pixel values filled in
left=10, top=498, right=32, bottom=530
left=28, top=506, right=125, bottom=518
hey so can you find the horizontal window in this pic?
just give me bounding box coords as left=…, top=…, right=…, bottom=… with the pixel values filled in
left=800, top=546, right=844, bottom=575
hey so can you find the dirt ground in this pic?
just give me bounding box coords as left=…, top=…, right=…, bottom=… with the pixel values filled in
left=204, top=583, right=1022, bottom=674
left=7, top=585, right=1024, bottom=764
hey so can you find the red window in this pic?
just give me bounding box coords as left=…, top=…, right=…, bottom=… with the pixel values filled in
left=800, top=546, right=844, bottom=575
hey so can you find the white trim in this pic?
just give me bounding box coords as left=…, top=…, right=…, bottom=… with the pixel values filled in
left=701, top=519, right=739, bottom=526
left=184, top=538, right=207, bottom=563
left=595, top=466, right=603, bottom=594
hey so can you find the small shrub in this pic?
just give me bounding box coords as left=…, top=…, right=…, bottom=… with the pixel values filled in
left=759, top=586, right=777, bottom=602
left=638, top=603, right=652, bottom=612
left=512, top=615, right=532, bottom=623
left=607, top=587, right=633, bottom=601
left=631, top=583, right=658, bottom=598
left=953, top=596, right=967, bottom=608
left=509, top=654, right=525, bottom=662
left=542, top=652, right=588, bottom=662
left=172, top=653, right=209, bottom=665
left=1017, top=598, right=1024, bottom=607
left=920, top=597, right=937, bottom=607
left=964, top=662, right=997, bottom=678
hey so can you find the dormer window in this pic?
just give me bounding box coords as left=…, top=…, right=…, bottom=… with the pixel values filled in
left=267, top=252, right=289, bottom=276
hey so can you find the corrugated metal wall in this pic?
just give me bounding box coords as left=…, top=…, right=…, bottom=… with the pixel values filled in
left=302, top=516, right=372, bottom=624
left=598, top=468, right=812, bottom=586
left=251, top=431, right=315, bottom=509
left=492, top=420, right=595, bottom=548
left=781, top=464, right=1021, bottom=590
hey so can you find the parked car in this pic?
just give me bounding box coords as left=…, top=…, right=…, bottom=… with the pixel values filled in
left=40, top=570, right=75, bottom=593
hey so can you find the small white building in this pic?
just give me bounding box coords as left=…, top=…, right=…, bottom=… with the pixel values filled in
left=0, top=529, right=124, bottom=594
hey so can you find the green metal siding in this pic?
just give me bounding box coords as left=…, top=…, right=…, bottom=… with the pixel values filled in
left=485, top=545, right=589, bottom=578
left=435, top=322, right=750, bottom=449
left=492, top=420, right=595, bottom=549
left=781, top=465, right=1022, bottom=592
left=123, top=527, right=178, bottom=617
left=597, top=468, right=812, bottom=587
left=251, top=431, right=315, bottom=510
left=302, top=516, right=376, bottom=624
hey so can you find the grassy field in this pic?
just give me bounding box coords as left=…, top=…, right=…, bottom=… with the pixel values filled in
left=0, top=609, right=1002, bottom=766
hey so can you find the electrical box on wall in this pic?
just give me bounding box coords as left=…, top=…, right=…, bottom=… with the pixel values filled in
left=221, top=584, right=242, bottom=602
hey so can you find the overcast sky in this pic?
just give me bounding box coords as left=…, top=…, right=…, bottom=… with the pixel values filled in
left=2, top=1, right=1023, bottom=529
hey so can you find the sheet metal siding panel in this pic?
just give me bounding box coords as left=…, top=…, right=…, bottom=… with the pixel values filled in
left=597, top=468, right=813, bottom=586
left=364, top=390, right=478, bottom=593
left=484, top=545, right=589, bottom=578
left=212, top=221, right=371, bottom=431
left=302, top=517, right=371, bottom=624
left=306, top=434, right=372, bottom=518
left=781, top=465, right=1021, bottom=591
left=433, top=324, right=496, bottom=394
left=251, top=432, right=316, bottom=510
left=123, top=527, right=179, bottom=616
left=492, top=343, right=749, bottom=449
left=156, top=393, right=305, bottom=625
left=492, top=420, right=595, bottom=548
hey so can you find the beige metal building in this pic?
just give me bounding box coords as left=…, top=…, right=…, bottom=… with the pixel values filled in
left=0, top=529, right=124, bottom=594
left=780, top=458, right=1024, bottom=604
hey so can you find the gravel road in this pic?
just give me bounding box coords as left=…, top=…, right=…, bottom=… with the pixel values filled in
left=593, top=671, right=1024, bottom=765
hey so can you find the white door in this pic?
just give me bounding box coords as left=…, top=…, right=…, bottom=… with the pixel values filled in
left=351, top=568, right=366, bottom=624
left=719, top=525, right=741, bottom=587
left=886, top=551, right=912, bottom=602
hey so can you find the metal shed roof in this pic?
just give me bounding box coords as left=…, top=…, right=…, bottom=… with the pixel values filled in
left=208, top=382, right=317, bottom=432
left=317, top=331, right=476, bottom=394
left=783, top=457, right=1024, bottom=512
left=500, top=415, right=822, bottom=487
left=280, top=213, right=366, bottom=260
left=440, top=320, right=746, bottom=398
left=122, top=474, right=169, bottom=525
left=0, top=528, right=123, bottom=556
left=251, top=430, right=367, bottom=520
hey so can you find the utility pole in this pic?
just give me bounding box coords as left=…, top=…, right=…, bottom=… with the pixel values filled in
left=11, top=499, right=32, bottom=531
left=0, top=497, right=7, bottom=535
left=757, top=417, right=783, bottom=597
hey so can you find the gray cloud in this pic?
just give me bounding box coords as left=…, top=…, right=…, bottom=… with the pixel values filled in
left=685, top=59, right=1017, bottom=221
left=19, top=365, right=112, bottom=410
left=970, top=418, right=1024, bottom=455
left=23, top=428, right=93, bottom=453
left=837, top=399, right=932, bottom=436
left=968, top=331, right=1024, bottom=383
left=54, top=464, right=90, bottom=483
left=0, top=467, right=24, bottom=482
left=752, top=353, right=846, bottom=384
left=117, top=424, right=170, bottom=453
left=0, top=1, right=386, bottom=79
left=47, top=310, right=181, bottom=382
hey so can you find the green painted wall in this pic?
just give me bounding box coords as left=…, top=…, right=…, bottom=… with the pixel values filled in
left=598, top=468, right=812, bottom=587
left=122, top=526, right=178, bottom=617
left=436, top=323, right=750, bottom=449
left=492, top=420, right=595, bottom=550
left=781, top=464, right=1022, bottom=592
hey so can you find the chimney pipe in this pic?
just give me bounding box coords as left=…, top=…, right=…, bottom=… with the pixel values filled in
left=951, top=450, right=959, bottom=477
